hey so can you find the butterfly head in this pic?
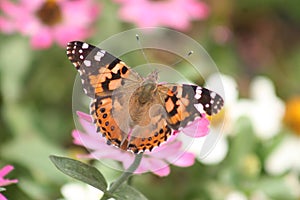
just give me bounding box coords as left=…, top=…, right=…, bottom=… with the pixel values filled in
left=143, top=69, right=159, bottom=84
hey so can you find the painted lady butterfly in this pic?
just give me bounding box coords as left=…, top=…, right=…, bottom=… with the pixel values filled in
left=67, top=41, right=224, bottom=153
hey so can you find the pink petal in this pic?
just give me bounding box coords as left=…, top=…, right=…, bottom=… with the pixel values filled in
left=150, top=140, right=183, bottom=159
left=0, top=0, right=20, bottom=17
left=182, top=117, right=210, bottom=138
left=78, top=116, right=97, bottom=137
left=20, top=0, right=44, bottom=11
left=167, top=152, right=195, bottom=167
left=0, top=165, right=13, bottom=177
left=0, top=193, right=7, bottom=200
left=51, top=0, right=100, bottom=47
left=0, top=165, right=18, bottom=187
left=72, top=130, right=106, bottom=150
left=175, top=0, right=210, bottom=19
left=93, top=149, right=133, bottom=164
left=134, top=157, right=170, bottom=176
left=151, top=166, right=170, bottom=177
left=0, top=17, right=15, bottom=33
left=116, top=0, right=209, bottom=30
left=53, top=25, right=90, bottom=48
left=62, top=0, right=100, bottom=25
left=30, top=27, right=53, bottom=49
left=147, top=158, right=170, bottom=176
left=148, top=134, right=178, bottom=155
left=121, top=154, right=136, bottom=170
left=0, top=0, right=40, bottom=34
left=0, top=179, right=18, bottom=187
left=76, top=111, right=92, bottom=123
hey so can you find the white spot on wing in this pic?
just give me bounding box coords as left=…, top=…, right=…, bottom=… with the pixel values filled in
left=196, top=87, right=202, bottom=94
left=94, top=51, right=105, bottom=61
left=195, top=93, right=201, bottom=99
left=194, top=103, right=204, bottom=113
left=210, top=92, right=216, bottom=99
left=84, top=60, right=91, bottom=67
left=82, top=43, right=89, bottom=49
left=194, top=86, right=203, bottom=99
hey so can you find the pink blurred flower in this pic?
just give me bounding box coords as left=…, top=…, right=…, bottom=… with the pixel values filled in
left=0, top=165, right=18, bottom=200
left=73, top=111, right=209, bottom=176
left=0, top=0, right=100, bottom=49
left=115, top=0, right=209, bottom=31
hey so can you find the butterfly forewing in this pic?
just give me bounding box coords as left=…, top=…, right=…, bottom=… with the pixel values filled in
left=159, top=84, right=224, bottom=130
left=66, top=41, right=140, bottom=98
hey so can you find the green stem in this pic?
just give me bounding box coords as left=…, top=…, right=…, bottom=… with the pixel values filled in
left=108, top=153, right=143, bottom=193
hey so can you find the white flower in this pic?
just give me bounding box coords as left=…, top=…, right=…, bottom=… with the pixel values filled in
left=225, top=191, right=247, bottom=200
left=61, top=182, right=103, bottom=200
left=249, top=190, right=270, bottom=200
left=199, top=131, right=229, bottom=164
left=265, top=135, right=300, bottom=175
left=284, top=172, right=300, bottom=198
left=234, top=77, right=285, bottom=140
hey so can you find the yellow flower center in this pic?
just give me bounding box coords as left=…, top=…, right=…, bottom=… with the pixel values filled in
left=283, top=97, right=300, bottom=136
left=36, top=0, right=62, bottom=26
left=207, top=108, right=226, bottom=127
left=240, top=154, right=261, bottom=177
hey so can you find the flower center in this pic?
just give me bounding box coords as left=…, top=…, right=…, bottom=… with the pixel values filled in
left=207, top=108, right=226, bottom=127
left=36, top=0, right=62, bottom=26
left=283, top=97, right=300, bottom=136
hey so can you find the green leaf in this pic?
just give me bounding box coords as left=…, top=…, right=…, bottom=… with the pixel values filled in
left=49, top=155, right=108, bottom=191
left=112, top=183, right=148, bottom=200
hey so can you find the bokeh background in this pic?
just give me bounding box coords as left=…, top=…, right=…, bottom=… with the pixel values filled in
left=0, top=0, right=300, bottom=199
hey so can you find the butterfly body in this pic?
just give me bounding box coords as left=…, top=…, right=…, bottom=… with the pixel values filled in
left=67, top=41, right=224, bottom=153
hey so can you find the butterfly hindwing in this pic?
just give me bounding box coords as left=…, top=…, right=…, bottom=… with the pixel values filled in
left=127, top=118, right=172, bottom=153
left=90, top=94, right=172, bottom=154
left=90, top=96, right=129, bottom=149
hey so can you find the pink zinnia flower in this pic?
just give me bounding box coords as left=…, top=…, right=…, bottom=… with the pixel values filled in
left=0, top=0, right=100, bottom=49
left=115, top=0, right=210, bottom=31
left=72, top=111, right=209, bottom=176
left=0, top=165, right=18, bottom=200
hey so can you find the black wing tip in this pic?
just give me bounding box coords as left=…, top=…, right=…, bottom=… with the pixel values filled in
left=66, top=41, right=85, bottom=69
left=67, top=40, right=82, bottom=46
left=211, top=93, right=224, bottom=115
left=66, top=41, right=83, bottom=51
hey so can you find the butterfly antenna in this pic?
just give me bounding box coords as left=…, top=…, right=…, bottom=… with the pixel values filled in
left=136, top=34, right=151, bottom=65
left=169, top=50, right=194, bottom=68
